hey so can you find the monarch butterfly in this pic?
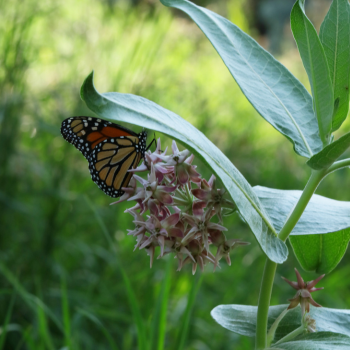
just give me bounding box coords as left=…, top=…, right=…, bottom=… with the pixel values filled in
left=61, top=116, right=151, bottom=198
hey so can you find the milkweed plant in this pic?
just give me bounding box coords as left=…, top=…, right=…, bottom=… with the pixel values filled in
left=78, top=0, right=350, bottom=348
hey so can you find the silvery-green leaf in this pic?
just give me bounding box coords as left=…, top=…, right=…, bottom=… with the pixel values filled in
left=272, top=332, right=350, bottom=349
left=254, top=186, right=350, bottom=235
left=160, top=0, right=322, bottom=158
left=211, top=304, right=350, bottom=340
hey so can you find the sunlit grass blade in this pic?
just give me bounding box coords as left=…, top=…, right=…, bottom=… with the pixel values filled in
left=175, top=273, right=202, bottom=350
left=0, top=294, right=16, bottom=350
left=85, top=196, right=147, bottom=350
left=76, top=308, right=119, bottom=350
left=149, top=256, right=173, bottom=350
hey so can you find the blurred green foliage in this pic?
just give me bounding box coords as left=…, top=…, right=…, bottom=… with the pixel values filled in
left=0, top=0, right=349, bottom=349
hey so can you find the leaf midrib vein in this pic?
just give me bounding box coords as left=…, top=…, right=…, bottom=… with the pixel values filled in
left=196, top=5, right=314, bottom=157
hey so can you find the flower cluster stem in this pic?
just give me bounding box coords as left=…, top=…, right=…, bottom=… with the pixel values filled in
left=273, top=325, right=305, bottom=346
left=255, top=169, right=326, bottom=349
left=266, top=307, right=289, bottom=346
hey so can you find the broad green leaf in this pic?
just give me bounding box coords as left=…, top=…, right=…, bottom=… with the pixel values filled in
left=272, top=332, right=350, bottom=349
left=81, top=72, right=288, bottom=263
left=211, top=304, right=350, bottom=341
left=160, top=0, right=322, bottom=159
left=254, top=186, right=350, bottom=273
left=254, top=186, right=350, bottom=235
left=320, top=0, right=350, bottom=132
left=307, top=132, right=350, bottom=170
left=291, top=0, right=334, bottom=146
left=289, top=229, right=350, bottom=273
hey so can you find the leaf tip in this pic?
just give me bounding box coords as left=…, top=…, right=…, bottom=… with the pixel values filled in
left=80, top=70, right=95, bottom=102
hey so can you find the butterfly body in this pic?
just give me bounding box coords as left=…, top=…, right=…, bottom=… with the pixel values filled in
left=61, top=116, right=147, bottom=198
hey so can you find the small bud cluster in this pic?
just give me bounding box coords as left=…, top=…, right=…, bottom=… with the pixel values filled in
left=112, top=139, right=249, bottom=274
left=282, top=268, right=324, bottom=316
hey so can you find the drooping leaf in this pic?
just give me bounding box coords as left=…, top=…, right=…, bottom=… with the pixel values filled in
left=272, top=332, right=350, bottom=349
left=320, top=0, right=350, bottom=131
left=307, top=132, right=350, bottom=170
left=291, top=0, right=334, bottom=146
left=81, top=72, right=288, bottom=263
left=289, top=229, right=350, bottom=273
left=211, top=304, right=350, bottom=341
left=160, top=0, right=322, bottom=159
left=254, top=186, right=350, bottom=274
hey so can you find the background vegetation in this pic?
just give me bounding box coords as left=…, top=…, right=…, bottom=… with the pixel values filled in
left=1, top=0, right=349, bottom=349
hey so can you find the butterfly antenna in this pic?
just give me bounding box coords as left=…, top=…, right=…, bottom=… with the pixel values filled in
left=146, top=136, right=157, bottom=152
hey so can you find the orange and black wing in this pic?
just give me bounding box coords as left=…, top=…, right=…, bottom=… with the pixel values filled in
left=61, top=116, right=138, bottom=157
left=61, top=116, right=148, bottom=198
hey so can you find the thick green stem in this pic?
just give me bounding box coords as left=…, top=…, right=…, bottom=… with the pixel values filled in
left=256, top=259, right=277, bottom=349
left=255, top=169, right=326, bottom=349
left=278, top=169, right=326, bottom=242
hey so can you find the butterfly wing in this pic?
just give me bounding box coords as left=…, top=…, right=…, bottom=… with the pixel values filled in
left=87, top=139, right=143, bottom=198
left=61, top=116, right=147, bottom=198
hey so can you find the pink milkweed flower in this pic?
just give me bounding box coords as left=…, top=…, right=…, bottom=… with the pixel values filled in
left=125, top=209, right=147, bottom=236
left=209, top=229, right=250, bottom=271
left=282, top=268, right=325, bottom=315
left=159, top=141, right=200, bottom=185
left=137, top=213, right=182, bottom=256
left=182, top=212, right=227, bottom=252
left=181, top=240, right=216, bottom=274
left=131, top=164, right=176, bottom=205
left=192, top=175, right=236, bottom=223
left=130, top=138, right=173, bottom=182
left=163, top=241, right=196, bottom=271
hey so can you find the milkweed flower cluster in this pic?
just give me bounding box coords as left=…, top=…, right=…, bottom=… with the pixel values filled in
left=112, top=139, right=250, bottom=274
